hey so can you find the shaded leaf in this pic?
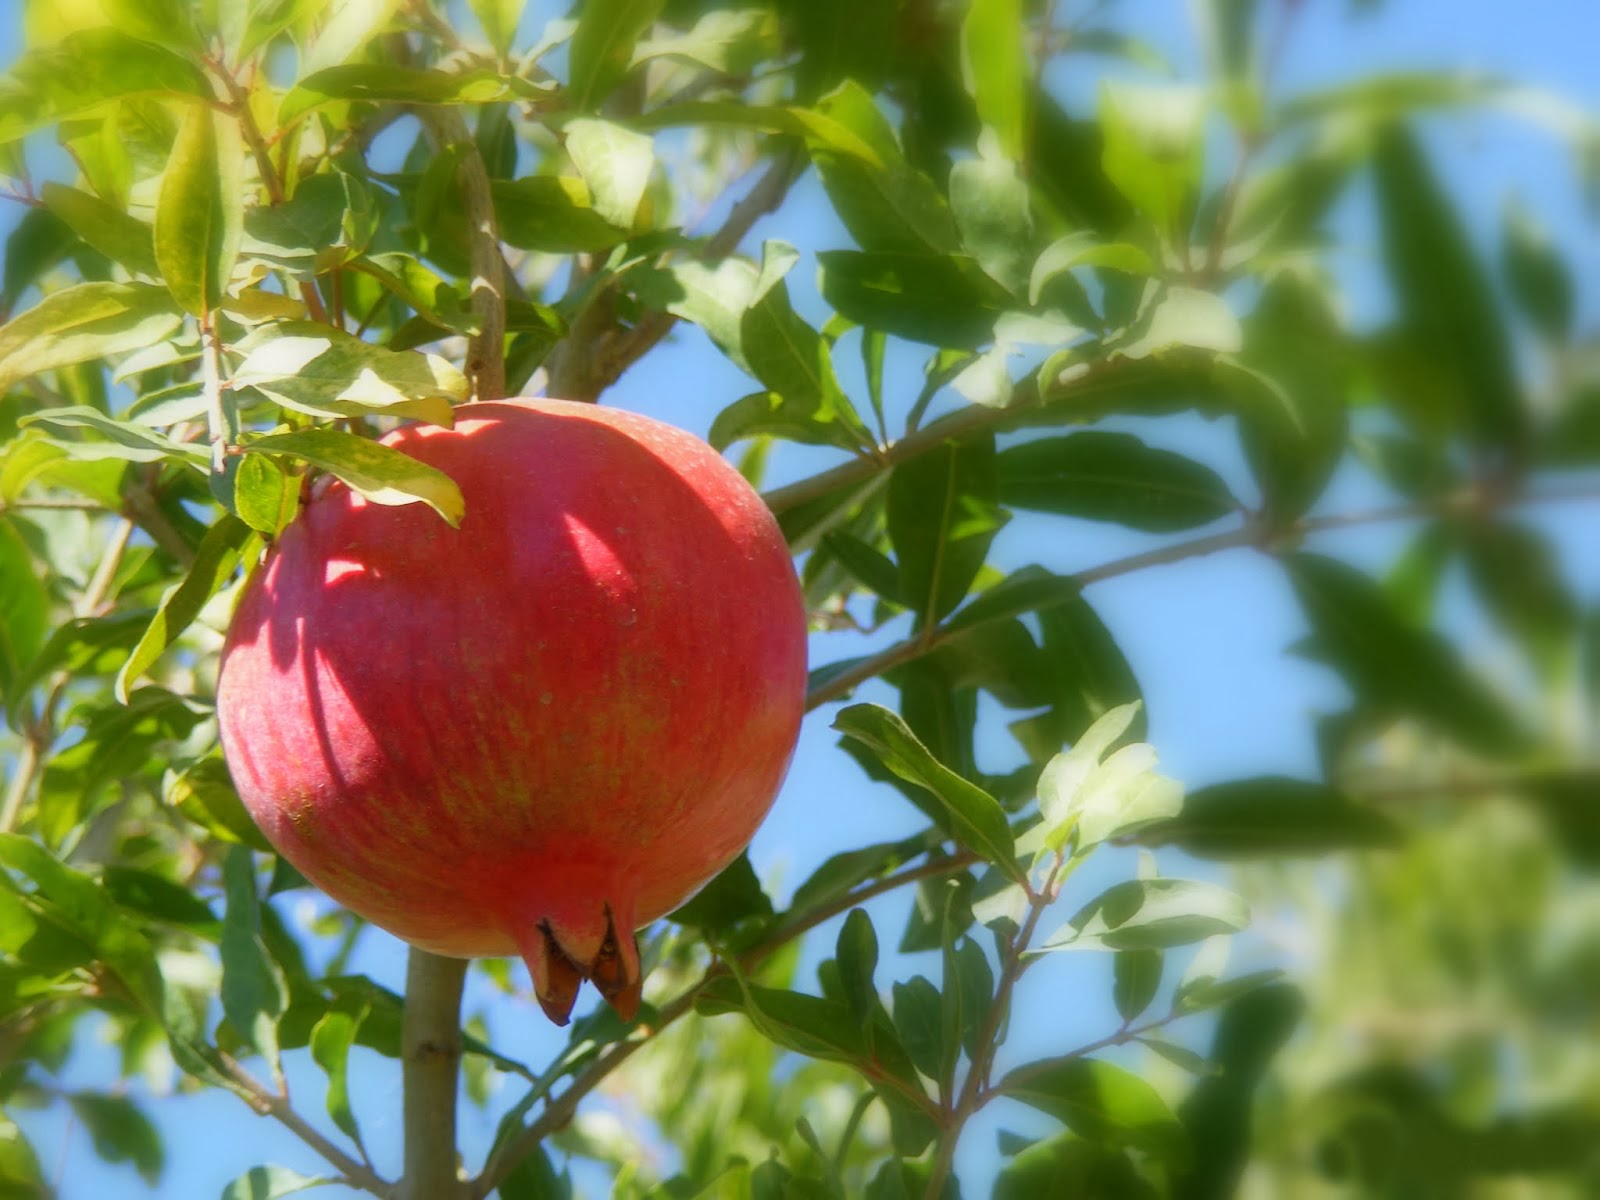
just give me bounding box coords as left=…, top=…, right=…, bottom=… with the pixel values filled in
left=246, top=429, right=465, bottom=526
left=567, top=0, right=666, bottom=111
left=1142, top=776, right=1399, bottom=857
left=1000, top=1056, right=1191, bottom=1164
left=887, top=433, right=1008, bottom=627
left=997, top=432, right=1235, bottom=531
left=115, top=515, right=253, bottom=702
left=220, top=846, right=287, bottom=1069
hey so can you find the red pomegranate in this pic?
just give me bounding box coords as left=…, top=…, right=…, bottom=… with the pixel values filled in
left=216, top=399, right=807, bottom=1024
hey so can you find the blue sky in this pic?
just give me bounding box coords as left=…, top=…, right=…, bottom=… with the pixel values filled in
left=4, top=1, right=1599, bottom=1196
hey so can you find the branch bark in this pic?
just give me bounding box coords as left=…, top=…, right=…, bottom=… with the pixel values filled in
left=400, top=951, right=470, bottom=1200
left=415, top=109, right=507, bottom=403
left=802, top=482, right=1600, bottom=712
left=215, top=1051, right=391, bottom=1195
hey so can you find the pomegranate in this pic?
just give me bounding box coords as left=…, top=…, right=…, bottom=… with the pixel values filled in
left=216, top=399, right=807, bottom=1024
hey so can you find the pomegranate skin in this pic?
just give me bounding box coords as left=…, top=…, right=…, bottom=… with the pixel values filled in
left=216, top=399, right=807, bottom=1022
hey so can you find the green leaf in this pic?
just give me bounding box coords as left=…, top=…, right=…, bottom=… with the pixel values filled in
left=0, top=833, right=165, bottom=1015
left=995, top=1133, right=1158, bottom=1200
left=667, top=852, right=773, bottom=932
left=1172, top=984, right=1302, bottom=1200
left=1200, top=0, right=1258, bottom=81
left=19, top=406, right=208, bottom=468
left=0, top=282, right=182, bottom=395
left=239, top=0, right=325, bottom=59
left=784, top=0, right=899, bottom=101
left=1500, top=199, right=1573, bottom=343
left=564, top=119, right=654, bottom=229
left=468, top=0, right=527, bottom=54
left=246, top=429, right=464, bottom=526
left=997, top=432, right=1236, bottom=531
left=220, top=846, right=287, bottom=1070
left=835, top=908, right=880, bottom=1028
left=492, top=176, right=629, bottom=253
left=1000, top=1057, right=1190, bottom=1164
left=808, top=81, right=959, bottom=255
left=832, top=704, right=1021, bottom=881
left=0, top=29, right=211, bottom=145
left=280, top=65, right=550, bottom=125
left=310, top=998, right=368, bottom=1153
left=0, top=518, right=48, bottom=698
left=66, top=1092, right=163, bottom=1184
left=1373, top=123, right=1522, bottom=448
left=632, top=8, right=777, bottom=75
left=1114, top=950, right=1163, bottom=1023
left=2, top=205, right=75, bottom=309
left=234, top=452, right=300, bottom=538
left=567, top=0, right=665, bottom=111
left=1119, top=286, right=1242, bottom=359
left=1034, top=706, right=1182, bottom=855
left=1463, top=519, right=1579, bottom=681
left=154, top=102, right=243, bottom=316
left=166, top=756, right=272, bottom=851
left=888, top=433, right=1008, bottom=626
left=1226, top=277, right=1349, bottom=523
left=102, top=866, right=219, bottom=934
left=1029, top=232, right=1155, bottom=306
left=695, top=975, right=876, bottom=1070
left=1043, top=878, right=1250, bottom=952
left=0, top=1118, right=44, bottom=1196
left=1098, top=81, right=1205, bottom=241
left=99, top=0, right=203, bottom=50
left=115, top=515, right=253, bottom=703
left=221, top=1166, right=336, bottom=1200
left=818, top=250, right=1008, bottom=348
left=1285, top=553, right=1525, bottom=753
left=232, top=321, right=465, bottom=426
left=1142, top=776, right=1399, bottom=857
left=950, top=157, right=1034, bottom=296
left=962, top=0, right=1029, bottom=160
left=40, top=182, right=159, bottom=277
left=821, top=531, right=904, bottom=604
left=241, top=171, right=376, bottom=275
left=630, top=99, right=880, bottom=165
left=891, top=976, right=944, bottom=1084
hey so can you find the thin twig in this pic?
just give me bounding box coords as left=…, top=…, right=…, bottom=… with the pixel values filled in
left=922, top=855, right=1063, bottom=1199
left=210, top=61, right=331, bottom=324
left=215, top=1051, right=392, bottom=1196
left=802, top=481, right=1600, bottom=712
left=573, top=148, right=806, bottom=401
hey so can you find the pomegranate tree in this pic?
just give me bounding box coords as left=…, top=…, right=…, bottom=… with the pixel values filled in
left=216, top=399, right=807, bottom=1024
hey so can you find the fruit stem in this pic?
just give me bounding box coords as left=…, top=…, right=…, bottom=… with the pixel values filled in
left=399, top=949, right=469, bottom=1200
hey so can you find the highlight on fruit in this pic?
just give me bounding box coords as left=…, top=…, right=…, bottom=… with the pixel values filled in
left=216, top=399, right=808, bottom=1025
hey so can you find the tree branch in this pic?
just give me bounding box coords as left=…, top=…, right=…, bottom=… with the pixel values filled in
left=400, top=951, right=469, bottom=1200
left=922, top=855, right=1063, bottom=1199
left=803, top=482, right=1600, bottom=712
left=211, top=64, right=331, bottom=326
left=215, top=1051, right=391, bottom=1196
left=554, top=148, right=805, bottom=402
left=415, top=108, right=506, bottom=402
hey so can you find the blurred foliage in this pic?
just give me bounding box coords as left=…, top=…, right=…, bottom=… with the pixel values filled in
left=0, top=0, right=1596, bottom=1196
